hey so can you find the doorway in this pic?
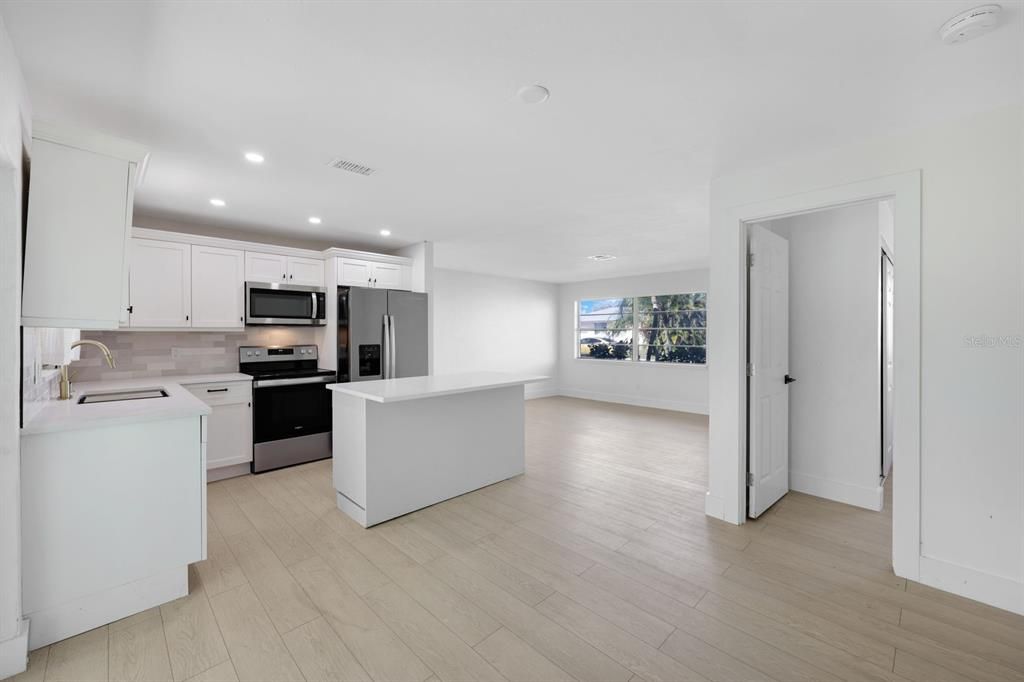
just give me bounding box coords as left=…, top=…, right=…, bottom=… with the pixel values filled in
left=745, top=199, right=895, bottom=518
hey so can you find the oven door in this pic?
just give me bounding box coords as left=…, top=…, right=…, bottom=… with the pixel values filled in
left=252, top=375, right=334, bottom=443
left=246, top=282, right=326, bottom=326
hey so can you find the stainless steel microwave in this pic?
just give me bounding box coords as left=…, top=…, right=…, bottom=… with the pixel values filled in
left=245, top=282, right=326, bottom=326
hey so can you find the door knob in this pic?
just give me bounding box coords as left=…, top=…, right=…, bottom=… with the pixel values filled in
left=784, top=374, right=796, bottom=384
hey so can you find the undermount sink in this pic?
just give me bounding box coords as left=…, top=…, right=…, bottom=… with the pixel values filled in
left=76, top=388, right=169, bottom=404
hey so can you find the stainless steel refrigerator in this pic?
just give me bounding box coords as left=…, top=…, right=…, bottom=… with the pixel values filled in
left=337, top=287, right=428, bottom=382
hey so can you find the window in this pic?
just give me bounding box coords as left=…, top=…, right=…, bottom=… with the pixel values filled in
left=576, top=292, right=706, bottom=364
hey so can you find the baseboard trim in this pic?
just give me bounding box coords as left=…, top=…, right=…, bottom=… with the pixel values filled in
left=0, top=619, right=29, bottom=680
left=556, top=388, right=709, bottom=415
left=789, top=471, right=884, bottom=511
left=525, top=386, right=560, bottom=400
left=207, top=462, right=251, bottom=483
left=919, top=556, right=1024, bottom=616
left=704, top=485, right=745, bottom=522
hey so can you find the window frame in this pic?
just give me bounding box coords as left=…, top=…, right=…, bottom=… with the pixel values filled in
left=574, top=291, right=707, bottom=366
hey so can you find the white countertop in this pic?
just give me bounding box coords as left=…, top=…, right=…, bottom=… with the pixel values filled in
left=326, top=372, right=547, bottom=403
left=19, top=374, right=237, bottom=436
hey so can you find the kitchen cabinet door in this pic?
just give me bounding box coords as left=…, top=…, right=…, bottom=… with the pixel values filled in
left=206, top=402, right=253, bottom=469
left=129, top=238, right=191, bottom=328
left=370, top=262, right=403, bottom=289
left=192, top=245, right=245, bottom=328
left=287, top=256, right=325, bottom=286
left=21, top=139, right=133, bottom=329
left=338, top=258, right=373, bottom=287
left=245, top=251, right=288, bottom=283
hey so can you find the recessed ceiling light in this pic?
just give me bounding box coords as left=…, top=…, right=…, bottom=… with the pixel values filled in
left=587, top=254, right=616, bottom=262
left=244, top=151, right=265, bottom=164
left=308, top=216, right=322, bottom=225
left=209, top=198, right=226, bottom=207
left=517, top=84, right=550, bottom=104
left=379, top=229, right=392, bottom=237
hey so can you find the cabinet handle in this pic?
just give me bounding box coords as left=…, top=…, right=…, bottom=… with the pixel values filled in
left=289, top=274, right=293, bottom=279
left=282, top=273, right=286, bottom=280
left=207, top=388, right=229, bottom=393
left=126, top=305, right=133, bottom=314
left=186, top=315, right=189, bottom=321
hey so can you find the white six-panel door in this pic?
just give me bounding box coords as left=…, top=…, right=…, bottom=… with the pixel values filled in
left=748, top=224, right=790, bottom=518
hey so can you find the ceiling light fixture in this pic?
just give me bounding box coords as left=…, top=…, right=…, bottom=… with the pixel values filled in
left=209, top=198, right=226, bottom=207
left=517, top=84, right=550, bottom=104
left=379, top=229, right=392, bottom=237
left=244, top=151, right=265, bottom=164
left=308, top=216, right=322, bottom=225
left=587, top=254, right=616, bottom=262
left=939, top=4, right=1002, bottom=44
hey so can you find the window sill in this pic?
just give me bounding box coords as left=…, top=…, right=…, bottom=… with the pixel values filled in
left=572, top=358, right=707, bottom=368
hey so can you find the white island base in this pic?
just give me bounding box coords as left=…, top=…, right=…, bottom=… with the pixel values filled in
left=330, top=373, right=545, bottom=527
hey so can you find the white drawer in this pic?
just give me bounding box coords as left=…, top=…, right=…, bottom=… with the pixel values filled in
left=186, top=380, right=252, bottom=407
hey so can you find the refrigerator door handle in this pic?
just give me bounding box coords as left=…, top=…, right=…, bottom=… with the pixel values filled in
left=382, top=314, right=391, bottom=379
left=389, top=314, right=397, bottom=378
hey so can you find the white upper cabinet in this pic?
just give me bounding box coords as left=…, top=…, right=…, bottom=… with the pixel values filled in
left=22, top=126, right=148, bottom=329
left=338, top=258, right=373, bottom=287
left=191, top=245, right=244, bottom=328
left=337, top=257, right=411, bottom=290
left=286, top=256, right=324, bottom=286
left=245, top=252, right=324, bottom=287
left=128, top=239, right=191, bottom=328
left=245, top=252, right=288, bottom=283
left=370, top=262, right=402, bottom=289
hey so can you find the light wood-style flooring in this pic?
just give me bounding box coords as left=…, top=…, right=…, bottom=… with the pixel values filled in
left=13, top=396, right=1024, bottom=682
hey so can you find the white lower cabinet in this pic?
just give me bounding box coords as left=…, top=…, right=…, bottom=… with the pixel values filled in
left=187, top=380, right=253, bottom=472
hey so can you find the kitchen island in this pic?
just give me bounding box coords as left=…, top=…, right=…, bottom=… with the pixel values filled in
left=328, top=372, right=546, bottom=527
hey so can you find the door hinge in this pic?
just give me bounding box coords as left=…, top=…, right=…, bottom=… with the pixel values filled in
left=746, top=362, right=755, bottom=377
left=747, top=253, right=755, bottom=268
left=746, top=472, right=754, bottom=486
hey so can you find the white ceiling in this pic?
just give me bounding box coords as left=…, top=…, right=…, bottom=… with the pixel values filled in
left=1, top=1, right=1021, bottom=282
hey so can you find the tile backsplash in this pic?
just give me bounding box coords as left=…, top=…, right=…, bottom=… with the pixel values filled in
left=69, top=328, right=322, bottom=382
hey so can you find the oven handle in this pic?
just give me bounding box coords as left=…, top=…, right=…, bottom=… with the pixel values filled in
left=254, top=375, right=336, bottom=388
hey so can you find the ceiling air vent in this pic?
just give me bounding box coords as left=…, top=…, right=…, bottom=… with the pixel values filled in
left=327, top=157, right=376, bottom=176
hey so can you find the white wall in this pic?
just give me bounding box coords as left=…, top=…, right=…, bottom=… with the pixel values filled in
left=0, top=14, right=30, bottom=677
left=559, top=270, right=709, bottom=414
left=770, top=202, right=883, bottom=510
left=708, top=105, right=1024, bottom=615
left=432, top=269, right=558, bottom=398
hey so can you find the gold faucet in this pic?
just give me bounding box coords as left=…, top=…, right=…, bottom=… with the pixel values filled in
left=58, top=339, right=116, bottom=400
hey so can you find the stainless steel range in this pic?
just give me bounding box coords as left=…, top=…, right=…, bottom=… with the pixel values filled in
left=239, top=345, right=335, bottom=473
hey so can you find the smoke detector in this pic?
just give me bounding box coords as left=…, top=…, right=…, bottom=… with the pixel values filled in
left=939, top=5, right=1002, bottom=44
left=587, top=254, right=617, bottom=262
left=327, top=157, right=376, bottom=176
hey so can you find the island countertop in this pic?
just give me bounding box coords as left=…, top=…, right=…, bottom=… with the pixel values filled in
left=326, top=371, right=547, bottom=403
